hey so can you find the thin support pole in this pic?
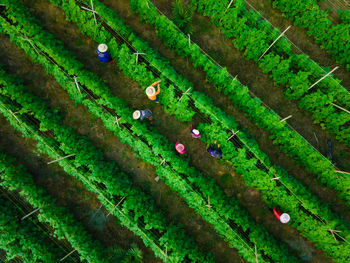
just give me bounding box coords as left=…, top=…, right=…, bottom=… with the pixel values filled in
left=327, top=229, right=341, bottom=241
left=227, top=129, right=239, bottom=141
left=164, top=246, right=168, bottom=263
left=47, top=154, right=75, bottom=165
left=8, top=110, right=21, bottom=123
left=90, top=0, right=97, bottom=25
left=331, top=103, right=350, bottom=115
left=280, top=115, right=292, bottom=122
left=178, top=88, right=192, bottom=101
left=73, top=76, right=81, bottom=94
left=255, top=244, right=259, bottom=263
left=205, top=196, right=212, bottom=209
left=133, top=52, right=146, bottom=63
left=335, top=170, right=350, bottom=175
left=114, top=116, right=122, bottom=127
left=21, top=207, right=41, bottom=220
left=106, top=196, right=126, bottom=217
left=60, top=249, right=77, bottom=262
left=258, top=26, right=291, bottom=61
left=219, top=0, right=234, bottom=23
left=81, top=6, right=98, bottom=15
left=313, top=132, right=319, bottom=148
left=308, top=66, right=339, bottom=90
left=270, top=177, right=280, bottom=181
left=160, top=159, right=166, bottom=165
left=188, top=34, right=191, bottom=47
left=21, top=36, right=40, bottom=55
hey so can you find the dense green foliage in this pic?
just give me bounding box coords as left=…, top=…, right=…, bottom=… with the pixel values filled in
left=129, top=0, right=350, bottom=206
left=270, top=0, right=350, bottom=70
left=0, top=67, right=210, bottom=262
left=191, top=0, right=350, bottom=148
left=0, top=195, right=63, bottom=263
left=49, top=0, right=350, bottom=262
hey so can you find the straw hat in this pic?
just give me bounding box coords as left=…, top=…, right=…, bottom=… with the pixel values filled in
left=280, top=213, right=290, bottom=224
left=146, top=86, right=156, bottom=97
left=192, top=129, right=200, bottom=135
left=133, top=110, right=141, bottom=120
left=98, top=43, right=108, bottom=53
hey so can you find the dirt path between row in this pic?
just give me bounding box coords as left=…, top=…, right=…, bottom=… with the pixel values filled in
left=22, top=0, right=339, bottom=261
left=100, top=0, right=349, bottom=225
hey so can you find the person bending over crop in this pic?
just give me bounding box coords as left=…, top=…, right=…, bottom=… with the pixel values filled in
left=133, top=109, right=153, bottom=124
left=146, top=80, right=161, bottom=103
left=207, top=140, right=222, bottom=158
left=96, top=43, right=112, bottom=63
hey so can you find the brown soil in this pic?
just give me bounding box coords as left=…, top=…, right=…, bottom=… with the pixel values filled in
left=134, top=0, right=350, bottom=221
left=19, top=0, right=339, bottom=261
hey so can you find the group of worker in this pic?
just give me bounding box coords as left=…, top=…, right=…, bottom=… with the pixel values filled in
left=97, top=43, right=290, bottom=224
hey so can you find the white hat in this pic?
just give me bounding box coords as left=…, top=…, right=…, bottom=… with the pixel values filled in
left=98, top=43, right=108, bottom=53
left=176, top=143, right=185, bottom=152
left=133, top=110, right=141, bottom=119
left=192, top=129, right=200, bottom=135
left=280, top=213, right=290, bottom=224
left=146, top=86, right=156, bottom=97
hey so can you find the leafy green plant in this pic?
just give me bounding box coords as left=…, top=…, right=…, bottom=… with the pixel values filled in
left=172, top=0, right=194, bottom=34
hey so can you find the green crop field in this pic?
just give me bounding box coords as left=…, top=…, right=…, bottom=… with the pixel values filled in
left=0, top=0, right=349, bottom=262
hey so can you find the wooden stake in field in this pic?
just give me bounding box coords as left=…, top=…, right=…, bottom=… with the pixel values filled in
left=254, top=244, right=259, bottom=263
left=106, top=196, right=126, bottom=217
left=47, top=154, right=75, bottom=165
left=133, top=52, right=146, bottom=64
left=90, top=0, right=97, bottom=25
left=178, top=87, right=192, bottom=101
left=206, top=196, right=212, bottom=209
left=188, top=34, right=191, bottom=47
left=335, top=170, right=350, bottom=176
left=114, top=116, right=122, bottom=127
left=60, top=249, right=77, bottom=262
left=308, top=66, right=339, bottom=90
left=73, top=76, right=81, bottom=94
left=331, top=103, right=350, bottom=115
left=227, top=129, right=239, bottom=141
left=258, top=26, right=291, bottom=61
left=280, top=115, right=292, bottom=122
left=219, top=0, right=234, bottom=23
left=21, top=207, right=41, bottom=220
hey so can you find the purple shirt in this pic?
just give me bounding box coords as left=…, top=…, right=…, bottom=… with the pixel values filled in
left=207, top=146, right=222, bottom=158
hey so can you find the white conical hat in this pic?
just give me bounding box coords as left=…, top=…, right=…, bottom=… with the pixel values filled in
left=98, top=43, right=108, bottom=53
left=280, top=213, right=290, bottom=223
left=192, top=129, right=200, bottom=135
left=146, top=86, right=156, bottom=96
left=133, top=110, right=141, bottom=119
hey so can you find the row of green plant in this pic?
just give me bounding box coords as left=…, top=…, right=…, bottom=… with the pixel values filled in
left=0, top=148, right=144, bottom=263
left=129, top=0, right=350, bottom=206
left=1, top=1, right=298, bottom=262
left=0, top=194, right=64, bottom=263
left=45, top=0, right=350, bottom=262
left=0, top=67, right=210, bottom=263
left=270, top=0, right=350, bottom=70
left=190, top=0, right=350, bottom=147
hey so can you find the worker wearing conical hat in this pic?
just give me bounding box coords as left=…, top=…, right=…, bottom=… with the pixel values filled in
left=133, top=109, right=153, bottom=124
left=146, top=80, right=161, bottom=103
left=96, top=43, right=112, bottom=62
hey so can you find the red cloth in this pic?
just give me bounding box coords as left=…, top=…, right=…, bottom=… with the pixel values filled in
left=273, top=208, right=282, bottom=220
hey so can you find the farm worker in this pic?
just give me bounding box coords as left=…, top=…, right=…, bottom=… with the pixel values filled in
left=207, top=140, right=222, bottom=158
left=96, top=43, right=112, bottom=62
left=175, top=142, right=186, bottom=154
left=133, top=109, right=153, bottom=124
left=146, top=80, right=161, bottom=103
left=190, top=127, right=201, bottom=138
left=273, top=208, right=290, bottom=224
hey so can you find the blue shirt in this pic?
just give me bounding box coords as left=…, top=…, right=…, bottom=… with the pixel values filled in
left=96, top=49, right=112, bottom=62
left=139, top=109, right=152, bottom=120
